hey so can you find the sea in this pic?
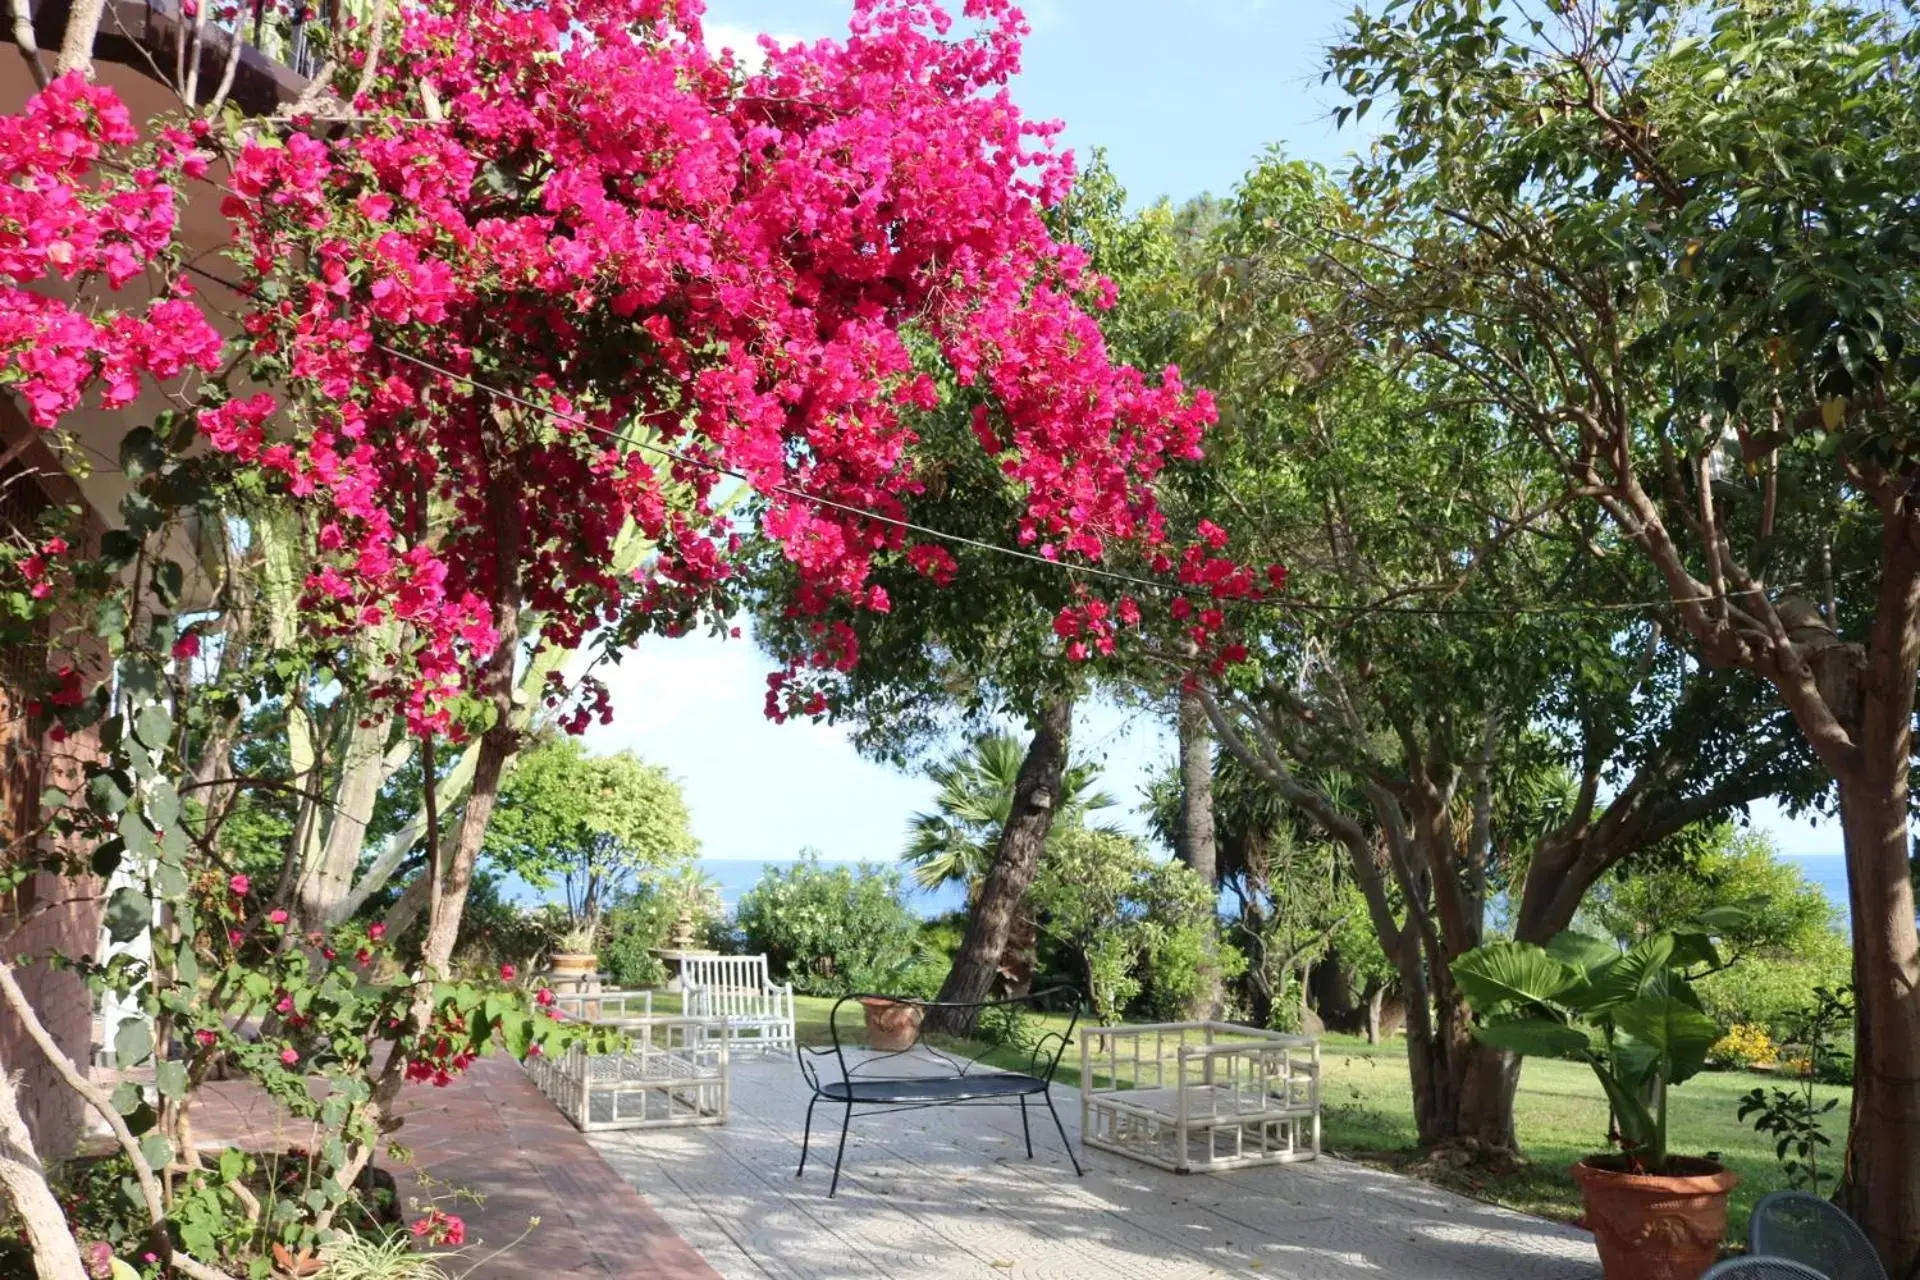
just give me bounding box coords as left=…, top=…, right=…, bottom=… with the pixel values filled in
left=699, top=852, right=1858, bottom=929
left=1782, top=853, right=1851, bottom=927
left=699, top=858, right=967, bottom=918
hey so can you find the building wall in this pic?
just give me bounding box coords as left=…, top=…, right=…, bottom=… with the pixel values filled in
left=0, top=434, right=106, bottom=1163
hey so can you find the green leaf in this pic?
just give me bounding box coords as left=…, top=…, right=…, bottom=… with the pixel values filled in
left=154, top=862, right=189, bottom=899
left=147, top=781, right=181, bottom=830
left=1545, top=930, right=1618, bottom=979
left=119, top=426, right=167, bottom=481
left=90, top=837, right=125, bottom=878
left=500, top=1009, right=532, bottom=1059
left=1451, top=941, right=1576, bottom=1010
left=154, top=1060, right=188, bottom=1100
left=1473, top=1015, right=1591, bottom=1059
left=134, top=704, right=173, bottom=750
left=1692, top=904, right=1752, bottom=931
left=139, top=1132, right=173, bottom=1173
left=1668, top=929, right=1722, bottom=970
left=1614, top=994, right=1723, bottom=1086
left=110, top=1082, right=143, bottom=1115
left=120, top=659, right=161, bottom=700
left=104, top=886, right=151, bottom=944
left=1593, top=1063, right=1662, bottom=1157
left=1569, top=934, right=1675, bottom=1013
left=114, top=1018, right=153, bottom=1068
left=152, top=560, right=184, bottom=607
left=87, top=771, right=131, bottom=817
left=175, top=949, right=199, bottom=988
left=98, top=529, right=141, bottom=570
left=110, top=1260, right=142, bottom=1280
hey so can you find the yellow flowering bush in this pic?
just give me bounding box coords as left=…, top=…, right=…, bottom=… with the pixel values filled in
left=1709, top=1023, right=1779, bottom=1070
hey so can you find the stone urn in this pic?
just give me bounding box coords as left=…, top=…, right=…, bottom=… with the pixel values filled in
left=858, top=997, right=924, bottom=1053
left=1572, top=1155, right=1739, bottom=1280
left=669, top=909, right=697, bottom=950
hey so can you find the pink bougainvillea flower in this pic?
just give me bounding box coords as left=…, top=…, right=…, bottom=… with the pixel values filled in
left=228, top=874, right=249, bottom=896
left=280, top=1047, right=299, bottom=1066
left=267, top=908, right=288, bottom=925
left=498, top=963, right=515, bottom=981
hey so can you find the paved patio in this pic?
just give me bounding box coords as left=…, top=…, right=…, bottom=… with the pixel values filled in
left=592, top=1055, right=1603, bottom=1280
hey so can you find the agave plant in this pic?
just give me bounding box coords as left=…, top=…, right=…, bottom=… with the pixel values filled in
left=1451, top=910, right=1744, bottom=1172
left=552, top=916, right=601, bottom=956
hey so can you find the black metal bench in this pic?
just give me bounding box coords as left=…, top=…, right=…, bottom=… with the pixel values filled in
left=794, top=989, right=1085, bottom=1196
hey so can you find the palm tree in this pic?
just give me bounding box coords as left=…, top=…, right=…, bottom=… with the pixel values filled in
left=903, top=731, right=1117, bottom=894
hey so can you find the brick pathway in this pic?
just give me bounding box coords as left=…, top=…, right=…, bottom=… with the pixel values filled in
left=179, top=1056, right=720, bottom=1278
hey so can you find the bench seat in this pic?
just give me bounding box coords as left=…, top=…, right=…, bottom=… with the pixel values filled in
left=818, top=1072, right=1048, bottom=1105
left=795, top=989, right=1085, bottom=1196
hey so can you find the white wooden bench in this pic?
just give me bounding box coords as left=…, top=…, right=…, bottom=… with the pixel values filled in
left=683, top=954, right=795, bottom=1054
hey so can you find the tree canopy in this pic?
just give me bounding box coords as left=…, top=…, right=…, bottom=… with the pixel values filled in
left=483, top=737, right=695, bottom=922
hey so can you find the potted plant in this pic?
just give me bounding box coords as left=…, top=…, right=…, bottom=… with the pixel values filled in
left=549, top=917, right=600, bottom=982
left=851, top=955, right=944, bottom=1052
left=1452, top=918, right=1741, bottom=1280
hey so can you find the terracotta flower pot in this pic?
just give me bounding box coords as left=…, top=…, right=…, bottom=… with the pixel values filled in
left=858, top=997, right=924, bottom=1052
left=1572, top=1155, right=1739, bottom=1280
left=549, top=952, right=597, bottom=981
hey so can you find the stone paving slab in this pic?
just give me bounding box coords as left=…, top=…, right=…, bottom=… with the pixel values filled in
left=591, top=1055, right=1602, bottom=1280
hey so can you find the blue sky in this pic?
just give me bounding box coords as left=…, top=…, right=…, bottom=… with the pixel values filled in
left=578, top=0, right=1842, bottom=864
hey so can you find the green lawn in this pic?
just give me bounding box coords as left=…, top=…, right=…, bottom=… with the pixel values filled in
left=772, top=995, right=1846, bottom=1241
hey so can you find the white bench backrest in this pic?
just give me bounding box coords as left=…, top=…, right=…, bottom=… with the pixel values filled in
left=683, top=954, right=778, bottom=1019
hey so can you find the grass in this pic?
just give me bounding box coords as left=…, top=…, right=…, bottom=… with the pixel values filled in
left=771, top=995, right=1847, bottom=1242
left=1305, top=1033, right=1849, bottom=1240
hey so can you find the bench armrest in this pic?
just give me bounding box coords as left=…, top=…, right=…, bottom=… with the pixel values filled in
left=1028, top=1030, right=1075, bottom=1085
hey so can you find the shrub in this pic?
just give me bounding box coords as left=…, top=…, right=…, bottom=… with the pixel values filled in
left=975, top=1000, right=1039, bottom=1051
left=734, top=852, right=922, bottom=995
left=920, top=911, right=968, bottom=961
left=450, top=872, right=553, bottom=979
left=1698, top=954, right=1852, bottom=1042
left=598, top=871, right=727, bottom=988
left=1709, top=1023, right=1779, bottom=1071
left=1028, top=827, right=1233, bottom=1022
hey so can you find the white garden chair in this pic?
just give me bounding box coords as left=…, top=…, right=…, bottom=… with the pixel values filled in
left=682, top=954, right=795, bottom=1054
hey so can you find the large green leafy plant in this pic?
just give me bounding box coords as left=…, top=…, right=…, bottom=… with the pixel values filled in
left=1452, top=917, right=1741, bottom=1172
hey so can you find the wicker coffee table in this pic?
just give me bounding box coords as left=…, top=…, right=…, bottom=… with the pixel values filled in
left=1079, top=1021, right=1320, bottom=1173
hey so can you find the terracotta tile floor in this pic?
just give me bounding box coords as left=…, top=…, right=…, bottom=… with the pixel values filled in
left=174, top=1056, right=721, bottom=1278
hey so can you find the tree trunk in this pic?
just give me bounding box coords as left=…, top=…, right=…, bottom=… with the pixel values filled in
left=1365, top=982, right=1385, bottom=1045
left=1176, top=684, right=1217, bottom=885
left=1456, top=1040, right=1521, bottom=1154
left=1834, top=764, right=1920, bottom=1274
left=1819, top=509, right=1920, bottom=1277
left=295, top=713, right=390, bottom=929
left=931, top=695, right=1072, bottom=1033
left=0, top=1066, right=86, bottom=1280
left=1176, top=683, right=1224, bottom=1019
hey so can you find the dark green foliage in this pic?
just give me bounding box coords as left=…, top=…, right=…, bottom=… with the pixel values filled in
left=450, top=871, right=555, bottom=978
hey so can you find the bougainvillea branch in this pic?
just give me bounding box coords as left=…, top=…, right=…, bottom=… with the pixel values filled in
left=0, top=1, right=1241, bottom=1269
